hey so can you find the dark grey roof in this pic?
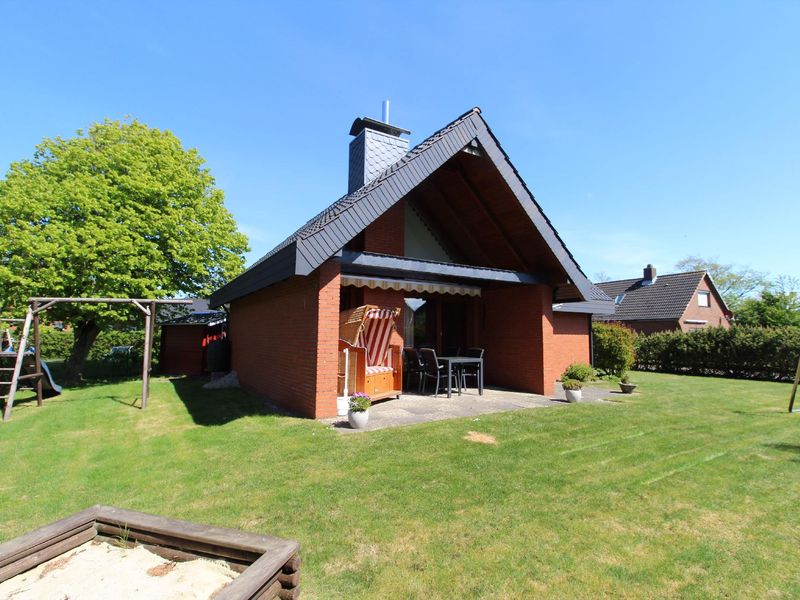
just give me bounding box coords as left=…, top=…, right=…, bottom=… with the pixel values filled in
left=553, top=283, right=615, bottom=315
left=161, top=311, right=226, bottom=326
left=158, top=298, right=211, bottom=322
left=595, top=271, right=709, bottom=321
left=211, top=108, right=598, bottom=308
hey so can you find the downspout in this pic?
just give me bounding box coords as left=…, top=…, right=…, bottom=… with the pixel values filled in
left=588, top=314, right=595, bottom=366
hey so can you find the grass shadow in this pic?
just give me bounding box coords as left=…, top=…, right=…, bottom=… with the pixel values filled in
left=764, top=443, right=800, bottom=454
left=168, top=376, right=281, bottom=426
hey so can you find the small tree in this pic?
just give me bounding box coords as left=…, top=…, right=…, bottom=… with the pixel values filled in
left=0, top=119, right=249, bottom=380
left=592, top=323, right=635, bottom=377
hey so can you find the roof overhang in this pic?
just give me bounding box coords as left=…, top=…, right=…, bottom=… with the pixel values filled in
left=554, top=301, right=616, bottom=315
left=339, top=251, right=541, bottom=285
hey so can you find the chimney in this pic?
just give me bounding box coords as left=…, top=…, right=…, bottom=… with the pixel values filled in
left=348, top=100, right=410, bottom=193
left=642, top=264, right=657, bottom=285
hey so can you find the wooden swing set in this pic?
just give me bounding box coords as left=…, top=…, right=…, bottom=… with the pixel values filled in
left=1, top=297, right=190, bottom=422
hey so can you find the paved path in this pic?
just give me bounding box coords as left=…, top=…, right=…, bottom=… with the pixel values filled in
left=324, top=383, right=619, bottom=433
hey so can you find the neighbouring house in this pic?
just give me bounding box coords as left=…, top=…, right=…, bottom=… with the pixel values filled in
left=210, top=107, right=614, bottom=418
left=159, top=310, right=226, bottom=376
left=594, top=264, right=732, bottom=334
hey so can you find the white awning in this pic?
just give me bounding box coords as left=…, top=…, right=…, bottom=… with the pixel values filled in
left=341, top=275, right=481, bottom=297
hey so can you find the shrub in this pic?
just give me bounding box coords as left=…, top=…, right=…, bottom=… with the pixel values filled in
left=349, top=393, right=372, bottom=412
left=593, top=323, right=636, bottom=377
left=561, top=362, right=594, bottom=382
left=562, top=379, right=583, bottom=391
left=634, top=325, right=800, bottom=381
left=38, top=325, right=159, bottom=367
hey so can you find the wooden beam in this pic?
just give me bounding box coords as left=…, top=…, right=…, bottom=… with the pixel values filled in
left=789, top=356, right=800, bottom=413
left=420, top=179, right=497, bottom=268
left=444, top=164, right=529, bottom=272
left=32, top=301, right=43, bottom=407
left=141, top=308, right=152, bottom=410
left=29, top=297, right=192, bottom=305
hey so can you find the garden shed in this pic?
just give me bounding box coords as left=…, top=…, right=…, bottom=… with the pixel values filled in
left=159, top=311, right=226, bottom=376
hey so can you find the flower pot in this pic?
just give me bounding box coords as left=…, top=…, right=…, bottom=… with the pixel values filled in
left=348, top=409, right=369, bottom=429
left=565, top=389, right=582, bottom=403
left=336, top=396, right=349, bottom=416
left=619, top=383, right=637, bottom=394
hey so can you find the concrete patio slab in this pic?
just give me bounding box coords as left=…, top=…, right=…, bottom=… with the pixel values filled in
left=324, top=384, right=618, bottom=433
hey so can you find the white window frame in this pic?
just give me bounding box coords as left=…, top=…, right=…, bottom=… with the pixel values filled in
left=697, top=291, right=711, bottom=308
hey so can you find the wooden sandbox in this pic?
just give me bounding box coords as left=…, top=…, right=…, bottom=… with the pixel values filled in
left=0, top=505, right=301, bottom=599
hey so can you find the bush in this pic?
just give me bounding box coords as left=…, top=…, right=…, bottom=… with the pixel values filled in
left=39, top=327, right=73, bottom=360
left=38, top=325, right=160, bottom=368
left=634, top=325, right=800, bottom=381
left=561, top=362, right=594, bottom=382
left=562, top=378, right=583, bottom=391
left=593, top=323, right=636, bottom=377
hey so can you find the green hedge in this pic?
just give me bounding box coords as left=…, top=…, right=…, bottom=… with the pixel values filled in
left=39, top=326, right=159, bottom=362
left=634, top=326, right=800, bottom=381
left=592, top=323, right=636, bottom=377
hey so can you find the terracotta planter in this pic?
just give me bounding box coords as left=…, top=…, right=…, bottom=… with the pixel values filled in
left=348, top=409, right=369, bottom=429
left=565, top=389, right=582, bottom=403
left=619, top=383, right=637, bottom=394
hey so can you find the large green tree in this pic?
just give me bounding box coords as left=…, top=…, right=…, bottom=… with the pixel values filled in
left=0, top=119, right=249, bottom=380
left=675, top=256, right=768, bottom=311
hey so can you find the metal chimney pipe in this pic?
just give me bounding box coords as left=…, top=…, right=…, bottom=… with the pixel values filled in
left=382, top=99, right=390, bottom=124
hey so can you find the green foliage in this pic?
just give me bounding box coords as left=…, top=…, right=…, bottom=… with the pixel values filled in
left=620, top=372, right=630, bottom=384
left=675, top=256, right=767, bottom=311
left=561, top=362, right=594, bottom=382
left=0, top=119, right=249, bottom=326
left=561, top=378, right=583, bottom=390
left=39, top=325, right=159, bottom=365
left=349, top=393, right=371, bottom=412
left=592, top=323, right=636, bottom=377
left=634, top=326, right=800, bottom=380
left=735, top=291, right=800, bottom=327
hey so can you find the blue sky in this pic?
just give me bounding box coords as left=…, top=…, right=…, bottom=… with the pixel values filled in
left=2, top=1, right=798, bottom=283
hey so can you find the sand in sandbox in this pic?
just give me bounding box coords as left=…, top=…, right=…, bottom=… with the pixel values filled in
left=0, top=539, right=238, bottom=599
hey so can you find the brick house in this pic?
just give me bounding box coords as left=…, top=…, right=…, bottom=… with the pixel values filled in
left=210, top=108, right=614, bottom=418
left=594, top=265, right=732, bottom=334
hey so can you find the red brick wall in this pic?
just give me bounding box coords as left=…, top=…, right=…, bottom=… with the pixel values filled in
left=228, top=260, right=341, bottom=418
left=681, top=276, right=731, bottom=330
left=551, top=313, right=591, bottom=379
left=481, top=285, right=555, bottom=395
left=363, top=199, right=404, bottom=256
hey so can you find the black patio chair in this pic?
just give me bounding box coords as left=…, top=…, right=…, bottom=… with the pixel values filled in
left=443, top=346, right=461, bottom=357
left=459, top=347, right=484, bottom=390
left=403, top=347, right=425, bottom=393
left=420, top=348, right=460, bottom=397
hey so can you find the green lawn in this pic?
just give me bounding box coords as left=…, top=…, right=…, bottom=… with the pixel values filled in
left=2, top=373, right=799, bottom=598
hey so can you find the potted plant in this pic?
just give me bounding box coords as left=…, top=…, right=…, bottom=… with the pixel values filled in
left=347, top=393, right=372, bottom=429
left=562, top=379, right=583, bottom=403
left=619, top=373, right=637, bottom=394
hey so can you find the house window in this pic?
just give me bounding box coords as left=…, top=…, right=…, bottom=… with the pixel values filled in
left=615, top=293, right=625, bottom=305
left=698, top=291, right=710, bottom=307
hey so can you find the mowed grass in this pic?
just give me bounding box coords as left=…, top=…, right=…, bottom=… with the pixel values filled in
left=2, top=372, right=799, bottom=598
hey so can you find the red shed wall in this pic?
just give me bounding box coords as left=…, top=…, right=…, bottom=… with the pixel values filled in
left=229, top=260, right=341, bottom=418
left=159, top=325, right=207, bottom=376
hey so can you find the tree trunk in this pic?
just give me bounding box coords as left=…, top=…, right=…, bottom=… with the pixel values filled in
left=64, top=320, right=101, bottom=382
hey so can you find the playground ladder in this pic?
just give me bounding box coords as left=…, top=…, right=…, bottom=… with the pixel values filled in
left=1, top=308, right=43, bottom=421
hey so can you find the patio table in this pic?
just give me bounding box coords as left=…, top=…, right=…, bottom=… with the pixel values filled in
left=437, top=356, right=484, bottom=398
